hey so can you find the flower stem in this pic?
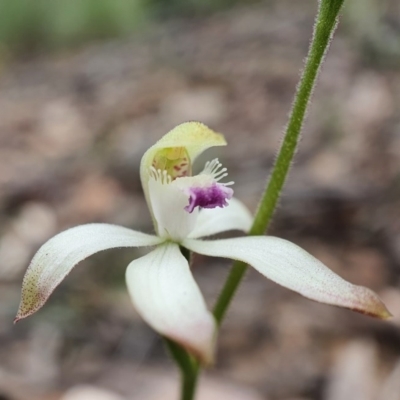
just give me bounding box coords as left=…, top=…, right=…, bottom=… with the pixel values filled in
left=163, top=246, right=199, bottom=400
left=165, top=338, right=199, bottom=400
left=213, top=0, right=346, bottom=325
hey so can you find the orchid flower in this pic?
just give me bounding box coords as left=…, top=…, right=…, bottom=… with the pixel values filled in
left=15, top=122, right=390, bottom=365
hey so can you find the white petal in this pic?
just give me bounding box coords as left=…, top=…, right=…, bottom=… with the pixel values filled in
left=125, top=243, right=216, bottom=364
left=188, top=197, right=253, bottom=239
left=148, top=173, right=198, bottom=241
left=183, top=237, right=391, bottom=319
left=15, top=224, right=162, bottom=322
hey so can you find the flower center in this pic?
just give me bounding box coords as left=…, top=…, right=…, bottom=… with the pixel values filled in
left=151, top=146, right=234, bottom=218
left=147, top=156, right=234, bottom=240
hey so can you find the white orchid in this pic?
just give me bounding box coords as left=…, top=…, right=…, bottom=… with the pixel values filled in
left=15, top=122, right=390, bottom=364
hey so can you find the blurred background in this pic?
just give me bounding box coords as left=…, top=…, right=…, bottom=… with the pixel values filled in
left=0, top=0, right=400, bottom=399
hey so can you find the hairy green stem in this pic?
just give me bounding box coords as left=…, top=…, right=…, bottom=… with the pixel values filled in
left=171, top=1, right=346, bottom=399
left=213, top=0, right=346, bottom=324
left=165, top=338, right=199, bottom=400
left=162, top=246, right=199, bottom=400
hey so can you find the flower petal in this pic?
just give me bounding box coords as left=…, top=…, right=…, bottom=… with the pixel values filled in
left=188, top=198, right=253, bottom=239
left=140, top=122, right=226, bottom=220
left=15, top=224, right=163, bottom=322
left=183, top=237, right=391, bottom=319
left=125, top=243, right=216, bottom=364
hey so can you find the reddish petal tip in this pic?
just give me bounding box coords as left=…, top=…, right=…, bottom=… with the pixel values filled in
left=350, top=288, right=393, bottom=320
left=376, top=306, right=392, bottom=320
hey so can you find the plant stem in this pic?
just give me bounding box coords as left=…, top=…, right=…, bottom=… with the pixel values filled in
left=165, top=338, right=199, bottom=400
left=213, top=0, right=346, bottom=325
left=163, top=246, right=199, bottom=400
left=180, top=363, right=199, bottom=400
left=170, top=2, right=346, bottom=399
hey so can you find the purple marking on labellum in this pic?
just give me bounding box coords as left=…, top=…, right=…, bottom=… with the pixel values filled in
left=184, top=183, right=233, bottom=213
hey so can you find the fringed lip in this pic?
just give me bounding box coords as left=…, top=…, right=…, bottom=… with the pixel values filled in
left=184, top=183, right=233, bottom=213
